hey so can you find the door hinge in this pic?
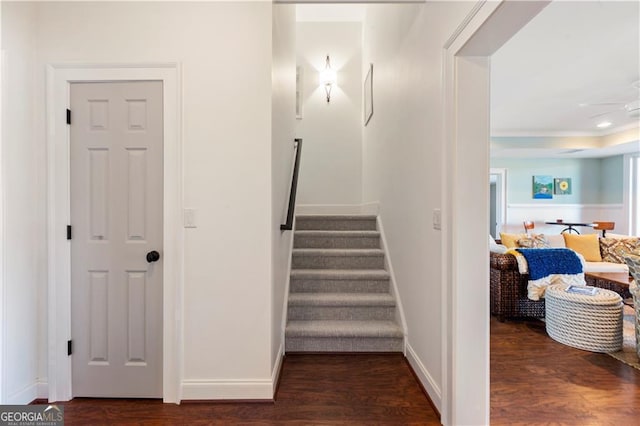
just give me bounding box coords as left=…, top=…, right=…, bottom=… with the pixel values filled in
left=66, top=109, right=71, bottom=125
left=67, top=340, right=73, bottom=356
left=66, top=225, right=72, bottom=240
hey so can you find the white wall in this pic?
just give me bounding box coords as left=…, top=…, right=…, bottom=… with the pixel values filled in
left=295, top=22, right=362, bottom=206
left=2, top=1, right=281, bottom=400
left=271, top=4, right=296, bottom=383
left=1, top=2, right=44, bottom=404
left=362, top=2, right=476, bottom=412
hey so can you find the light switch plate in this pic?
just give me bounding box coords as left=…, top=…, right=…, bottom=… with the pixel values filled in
left=433, top=208, right=441, bottom=230
left=184, top=208, right=196, bottom=228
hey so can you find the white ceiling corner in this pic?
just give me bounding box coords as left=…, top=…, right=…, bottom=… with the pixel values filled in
left=491, top=1, right=640, bottom=139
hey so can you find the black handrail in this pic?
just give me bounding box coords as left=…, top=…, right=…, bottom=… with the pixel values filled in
left=281, top=138, right=303, bottom=231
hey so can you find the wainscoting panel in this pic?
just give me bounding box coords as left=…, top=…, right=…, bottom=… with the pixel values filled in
left=501, top=204, right=627, bottom=235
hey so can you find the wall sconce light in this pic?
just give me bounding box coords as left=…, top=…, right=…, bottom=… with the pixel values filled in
left=319, top=55, right=336, bottom=103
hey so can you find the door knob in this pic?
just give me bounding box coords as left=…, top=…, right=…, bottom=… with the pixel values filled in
left=146, top=250, right=160, bottom=263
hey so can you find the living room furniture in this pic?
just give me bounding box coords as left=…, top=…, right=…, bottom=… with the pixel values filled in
left=593, top=221, right=615, bottom=237
left=544, top=221, right=594, bottom=234
left=584, top=271, right=632, bottom=299
left=490, top=251, right=545, bottom=321
left=490, top=248, right=631, bottom=321
left=523, top=220, right=535, bottom=234
left=545, top=284, right=623, bottom=353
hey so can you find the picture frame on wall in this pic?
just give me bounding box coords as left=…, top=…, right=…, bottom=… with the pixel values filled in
left=554, top=177, right=572, bottom=195
left=364, top=63, right=373, bottom=126
left=532, top=175, right=553, bottom=199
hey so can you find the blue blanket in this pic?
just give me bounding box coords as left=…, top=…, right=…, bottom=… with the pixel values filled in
left=515, top=248, right=583, bottom=281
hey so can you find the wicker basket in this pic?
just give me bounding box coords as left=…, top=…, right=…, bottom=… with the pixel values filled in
left=545, top=284, right=623, bottom=353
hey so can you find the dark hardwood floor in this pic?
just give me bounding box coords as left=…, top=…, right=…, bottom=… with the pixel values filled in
left=41, top=319, right=640, bottom=425
left=50, top=354, right=440, bottom=425
left=491, top=316, right=640, bottom=425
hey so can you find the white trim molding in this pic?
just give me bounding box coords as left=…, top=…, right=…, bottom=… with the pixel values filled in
left=296, top=204, right=366, bottom=215
left=0, top=48, right=6, bottom=405
left=507, top=203, right=624, bottom=209
left=37, top=381, right=48, bottom=400
left=271, top=343, right=284, bottom=395
left=441, top=1, right=550, bottom=424
left=7, top=382, right=38, bottom=405
left=406, top=343, right=441, bottom=412
left=490, top=168, right=507, bottom=234
left=181, top=379, right=274, bottom=401
left=375, top=216, right=408, bottom=347
left=296, top=203, right=380, bottom=216
left=46, top=63, right=183, bottom=403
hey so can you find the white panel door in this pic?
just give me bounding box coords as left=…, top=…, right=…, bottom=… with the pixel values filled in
left=70, top=81, right=163, bottom=397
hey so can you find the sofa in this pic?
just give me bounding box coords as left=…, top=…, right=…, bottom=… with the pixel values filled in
left=490, top=233, right=639, bottom=321
left=490, top=251, right=545, bottom=321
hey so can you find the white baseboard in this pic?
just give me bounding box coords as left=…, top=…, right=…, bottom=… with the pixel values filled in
left=375, top=216, right=408, bottom=343
left=7, top=382, right=38, bottom=404
left=360, top=202, right=380, bottom=215
left=296, top=204, right=367, bottom=215
left=271, top=344, right=284, bottom=394
left=181, top=378, right=274, bottom=400
left=37, top=381, right=48, bottom=400
left=406, top=343, right=442, bottom=413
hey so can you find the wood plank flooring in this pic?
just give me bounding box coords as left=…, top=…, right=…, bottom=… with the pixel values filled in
left=48, top=354, right=440, bottom=425
left=491, top=316, right=640, bottom=425
left=39, top=319, right=640, bottom=425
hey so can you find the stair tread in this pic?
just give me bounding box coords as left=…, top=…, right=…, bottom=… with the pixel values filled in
left=296, top=215, right=377, bottom=220
left=291, top=269, right=390, bottom=279
left=293, top=248, right=384, bottom=256
left=295, top=230, right=380, bottom=236
left=289, top=293, right=395, bottom=306
left=286, top=320, right=403, bottom=338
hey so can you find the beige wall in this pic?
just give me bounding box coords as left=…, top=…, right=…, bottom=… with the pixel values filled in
left=362, top=1, right=476, bottom=412
left=271, top=3, right=296, bottom=381
left=1, top=1, right=43, bottom=404
left=3, top=1, right=282, bottom=402
left=295, top=22, right=363, bottom=206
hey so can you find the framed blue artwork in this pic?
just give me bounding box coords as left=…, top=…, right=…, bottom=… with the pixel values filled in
left=532, top=175, right=553, bottom=199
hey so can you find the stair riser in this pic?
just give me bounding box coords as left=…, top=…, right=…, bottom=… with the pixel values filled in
left=290, top=279, right=390, bottom=293
left=285, top=337, right=403, bottom=352
left=296, top=219, right=377, bottom=231
left=294, top=235, right=380, bottom=249
left=288, top=306, right=395, bottom=321
left=292, top=255, right=385, bottom=270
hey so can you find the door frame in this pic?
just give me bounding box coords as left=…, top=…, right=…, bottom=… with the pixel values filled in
left=490, top=168, right=507, bottom=236
left=441, top=1, right=550, bottom=424
left=46, top=64, right=183, bottom=403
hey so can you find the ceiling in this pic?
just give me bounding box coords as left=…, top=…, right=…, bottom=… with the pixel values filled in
left=491, top=0, right=640, bottom=138
left=296, top=2, right=640, bottom=157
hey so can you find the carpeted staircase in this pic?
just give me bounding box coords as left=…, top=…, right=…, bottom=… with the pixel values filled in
left=285, top=215, right=404, bottom=352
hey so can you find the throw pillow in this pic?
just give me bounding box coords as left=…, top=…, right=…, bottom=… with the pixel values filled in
left=545, top=234, right=566, bottom=248
left=563, top=233, right=602, bottom=262
left=600, top=237, right=640, bottom=264
left=517, top=234, right=550, bottom=249
left=489, top=235, right=508, bottom=253
left=500, top=233, right=527, bottom=249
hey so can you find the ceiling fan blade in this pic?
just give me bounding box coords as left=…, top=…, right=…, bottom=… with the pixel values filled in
left=588, top=109, right=618, bottom=119
left=579, top=102, right=625, bottom=107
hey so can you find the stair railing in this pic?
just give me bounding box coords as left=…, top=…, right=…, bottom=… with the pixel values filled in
left=281, top=138, right=303, bottom=231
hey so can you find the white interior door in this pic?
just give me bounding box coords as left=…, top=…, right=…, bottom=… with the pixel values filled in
left=70, top=81, right=163, bottom=397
